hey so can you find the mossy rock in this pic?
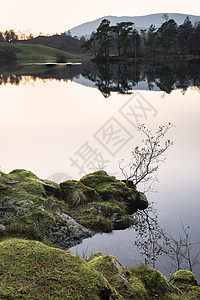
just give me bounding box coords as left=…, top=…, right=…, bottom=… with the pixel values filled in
left=70, top=200, right=133, bottom=232
left=9, top=169, right=38, bottom=180
left=0, top=169, right=149, bottom=247
left=42, top=180, right=61, bottom=197
left=80, top=170, right=144, bottom=215
left=0, top=170, right=93, bottom=248
left=130, top=265, right=176, bottom=298
left=0, top=238, right=199, bottom=300
left=170, top=270, right=199, bottom=287
left=90, top=252, right=104, bottom=260
left=60, top=180, right=101, bottom=208
left=88, top=254, right=147, bottom=299
left=80, top=170, right=134, bottom=200
left=181, top=286, right=200, bottom=299
left=0, top=238, right=119, bottom=299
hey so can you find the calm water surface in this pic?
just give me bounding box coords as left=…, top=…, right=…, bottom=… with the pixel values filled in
left=0, top=62, right=200, bottom=279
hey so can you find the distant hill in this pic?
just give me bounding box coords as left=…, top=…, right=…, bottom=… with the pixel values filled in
left=0, top=42, right=79, bottom=63
left=67, top=13, right=200, bottom=38
left=18, top=34, right=86, bottom=54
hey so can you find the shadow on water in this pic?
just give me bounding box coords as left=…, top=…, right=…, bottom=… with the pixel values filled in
left=1, top=61, right=200, bottom=95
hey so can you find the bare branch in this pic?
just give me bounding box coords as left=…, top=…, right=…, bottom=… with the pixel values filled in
left=120, top=123, right=174, bottom=191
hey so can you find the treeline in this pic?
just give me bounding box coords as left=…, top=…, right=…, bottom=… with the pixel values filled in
left=0, top=29, right=87, bottom=55
left=0, top=30, right=20, bottom=43
left=82, top=16, right=200, bottom=60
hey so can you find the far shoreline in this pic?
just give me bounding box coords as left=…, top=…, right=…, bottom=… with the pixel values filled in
left=92, top=53, right=200, bottom=64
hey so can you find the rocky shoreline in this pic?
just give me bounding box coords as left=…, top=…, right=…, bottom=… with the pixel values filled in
left=0, top=169, right=148, bottom=248
left=1, top=169, right=200, bottom=299
left=0, top=238, right=200, bottom=299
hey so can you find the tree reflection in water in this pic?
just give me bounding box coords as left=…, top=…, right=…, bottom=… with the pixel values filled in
left=1, top=61, right=200, bottom=96
left=83, top=61, right=200, bottom=97
left=132, top=202, right=200, bottom=277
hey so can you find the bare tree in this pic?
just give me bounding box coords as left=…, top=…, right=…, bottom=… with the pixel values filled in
left=162, top=220, right=200, bottom=274
left=162, top=13, right=169, bottom=23
left=133, top=202, right=165, bottom=268
left=133, top=205, right=200, bottom=275
left=119, top=123, right=174, bottom=191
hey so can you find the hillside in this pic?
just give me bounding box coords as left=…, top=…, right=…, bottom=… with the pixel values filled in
left=68, top=13, right=200, bottom=38
left=0, top=42, right=80, bottom=63
left=18, top=33, right=87, bottom=54
left=0, top=238, right=200, bottom=299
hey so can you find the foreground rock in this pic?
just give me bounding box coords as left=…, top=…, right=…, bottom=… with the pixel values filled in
left=0, top=169, right=148, bottom=248
left=0, top=238, right=199, bottom=299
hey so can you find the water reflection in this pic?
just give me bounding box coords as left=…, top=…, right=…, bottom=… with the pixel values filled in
left=1, top=60, right=200, bottom=280
left=1, top=61, right=200, bottom=95
left=69, top=201, right=200, bottom=280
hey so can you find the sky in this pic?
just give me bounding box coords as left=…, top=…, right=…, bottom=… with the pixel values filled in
left=1, top=0, right=200, bottom=35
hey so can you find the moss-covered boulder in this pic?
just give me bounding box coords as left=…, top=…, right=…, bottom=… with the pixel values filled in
left=169, top=270, right=200, bottom=299
left=60, top=180, right=101, bottom=208
left=88, top=253, right=147, bottom=299
left=0, top=238, right=119, bottom=299
left=170, top=270, right=199, bottom=287
left=0, top=169, right=149, bottom=247
left=130, top=265, right=177, bottom=298
left=80, top=171, right=135, bottom=202
left=0, top=169, right=93, bottom=248
left=80, top=170, right=148, bottom=213
left=58, top=171, right=148, bottom=232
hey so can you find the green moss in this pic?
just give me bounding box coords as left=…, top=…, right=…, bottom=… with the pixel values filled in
left=128, top=276, right=148, bottom=299
left=3, top=218, right=44, bottom=242
left=9, top=169, right=38, bottom=180
left=182, top=286, right=200, bottom=299
left=80, top=170, right=131, bottom=201
left=130, top=265, right=176, bottom=298
left=0, top=238, right=199, bottom=299
left=60, top=180, right=101, bottom=208
left=170, top=270, right=199, bottom=287
left=0, top=169, right=146, bottom=246
left=70, top=200, right=133, bottom=232
left=167, top=285, right=200, bottom=300
left=44, top=195, right=69, bottom=212
left=88, top=254, right=147, bottom=299
left=0, top=238, right=119, bottom=299
left=90, top=252, right=104, bottom=260
left=0, top=170, right=70, bottom=246
left=71, top=203, right=114, bottom=232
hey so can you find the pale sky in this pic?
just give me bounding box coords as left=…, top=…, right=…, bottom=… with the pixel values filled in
left=1, top=0, right=200, bottom=35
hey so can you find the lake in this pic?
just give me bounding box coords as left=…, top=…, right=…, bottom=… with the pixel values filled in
left=0, top=61, right=200, bottom=279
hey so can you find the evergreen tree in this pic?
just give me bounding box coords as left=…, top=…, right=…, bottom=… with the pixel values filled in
left=146, top=25, right=158, bottom=53
left=157, top=19, right=178, bottom=53
left=111, top=22, right=134, bottom=56
left=178, top=17, right=193, bottom=53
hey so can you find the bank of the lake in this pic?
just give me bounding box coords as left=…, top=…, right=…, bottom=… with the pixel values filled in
left=0, top=169, right=148, bottom=248
left=92, top=54, right=200, bottom=64
left=1, top=169, right=200, bottom=299
left=0, top=42, right=80, bottom=63
left=0, top=238, right=200, bottom=299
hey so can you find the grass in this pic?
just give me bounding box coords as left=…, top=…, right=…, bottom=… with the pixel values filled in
left=0, top=238, right=200, bottom=299
left=0, top=238, right=117, bottom=299
left=0, top=42, right=80, bottom=63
